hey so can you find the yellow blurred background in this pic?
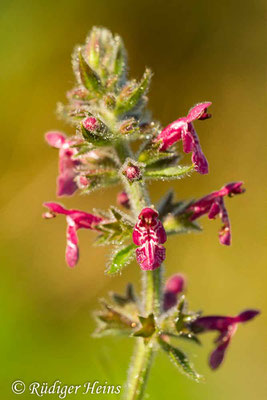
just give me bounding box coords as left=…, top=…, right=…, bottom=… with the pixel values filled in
left=1, top=0, right=266, bottom=398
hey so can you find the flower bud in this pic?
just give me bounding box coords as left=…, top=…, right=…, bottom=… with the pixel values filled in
left=82, top=116, right=99, bottom=132
left=122, top=162, right=142, bottom=182
left=117, top=191, right=130, bottom=209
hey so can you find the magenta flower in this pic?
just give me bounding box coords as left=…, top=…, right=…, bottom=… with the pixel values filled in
left=43, top=202, right=104, bottom=267
left=163, top=274, right=185, bottom=311
left=154, top=102, right=211, bottom=174
left=190, top=309, right=260, bottom=369
left=132, top=208, right=167, bottom=271
left=45, top=131, right=80, bottom=197
left=187, top=182, right=245, bottom=245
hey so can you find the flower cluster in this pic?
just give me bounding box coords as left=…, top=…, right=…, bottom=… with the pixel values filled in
left=42, top=27, right=259, bottom=386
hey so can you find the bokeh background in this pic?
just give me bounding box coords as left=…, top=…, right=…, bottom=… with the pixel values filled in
left=1, top=0, right=266, bottom=398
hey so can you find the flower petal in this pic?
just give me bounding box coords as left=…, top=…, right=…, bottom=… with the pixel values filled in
left=208, top=200, right=221, bottom=219
left=43, top=202, right=68, bottom=215
left=45, top=131, right=66, bottom=148
left=65, top=217, right=79, bottom=267
left=192, top=149, right=209, bottom=175
left=235, top=309, right=260, bottom=323
left=187, top=102, right=212, bottom=122
left=136, top=242, right=166, bottom=271
left=57, top=172, right=78, bottom=197
left=209, top=338, right=230, bottom=369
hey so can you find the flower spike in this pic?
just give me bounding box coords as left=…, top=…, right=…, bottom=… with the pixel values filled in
left=133, top=208, right=167, bottom=270
left=43, top=202, right=105, bottom=267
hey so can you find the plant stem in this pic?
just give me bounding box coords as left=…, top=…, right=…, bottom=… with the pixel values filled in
left=115, top=140, right=163, bottom=400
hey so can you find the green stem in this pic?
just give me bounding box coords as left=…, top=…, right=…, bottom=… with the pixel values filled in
left=115, top=141, right=163, bottom=400
left=124, top=339, right=154, bottom=400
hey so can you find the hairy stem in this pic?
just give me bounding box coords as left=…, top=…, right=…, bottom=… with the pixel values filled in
left=115, top=140, right=163, bottom=400
left=124, top=339, right=154, bottom=400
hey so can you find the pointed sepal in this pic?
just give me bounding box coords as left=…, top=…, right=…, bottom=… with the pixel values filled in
left=133, top=313, right=156, bottom=338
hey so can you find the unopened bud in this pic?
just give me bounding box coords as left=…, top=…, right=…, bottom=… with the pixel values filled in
left=119, top=118, right=137, bottom=135
left=83, top=116, right=99, bottom=132
left=123, top=162, right=141, bottom=182
left=117, top=191, right=130, bottom=209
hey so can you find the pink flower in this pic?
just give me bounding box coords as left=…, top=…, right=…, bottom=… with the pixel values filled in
left=45, top=131, right=80, bottom=197
left=43, top=202, right=104, bottom=267
left=132, top=208, right=167, bottom=271
left=154, top=102, right=211, bottom=174
left=163, top=274, right=185, bottom=311
left=190, top=309, right=260, bottom=369
left=187, top=182, right=245, bottom=245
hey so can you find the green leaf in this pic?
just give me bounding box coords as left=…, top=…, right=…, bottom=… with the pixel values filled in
left=86, top=27, right=100, bottom=70
left=93, top=327, right=133, bottom=338
left=144, top=165, right=194, bottom=180
left=81, top=125, right=112, bottom=147
left=113, top=36, right=127, bottom=84
left=115, top=68, right=152, bottom=115
left=107, top=244, right=136, bottom=275
left=160, top=331, right=201, bottom=346
left=78, top=50, right=103, bottom=94
left=133, top=314, right=156, bottom=338
left=163, top=214, right=201, bottom=235
left=95, top=207, right=134, bottom=245
left=81, top=168, right=119, bottom=192
left=158, top=337, right=203, bottom=382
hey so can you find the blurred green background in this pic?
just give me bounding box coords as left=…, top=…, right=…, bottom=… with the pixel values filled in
left=1, top=0, right=266, bottom=398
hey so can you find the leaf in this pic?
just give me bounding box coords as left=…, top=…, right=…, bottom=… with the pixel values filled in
left=163, top=214, right=201, bottom=235
left=144, top=165, right=194, bottom=180
left=95, top=207, right=134, bottom=245
left=107, top=244, right=136, bottom=275
left=113, top=36, right=127, bottom=85
left=81, top=124, right=112, bottom=147
left=115, top=68, right=152, bottom=115
left=176, top=332, right=201, bottom=345
left=86, top=27, right=100, bottom=70
left=160, top=332, right=201, bottom=346
left=158, top=337, right=203, bottom=382
left=93, top=327, right=133, bottom=338
left=81, top=168, right=119, bottom=192
left=78, top=50, right=103, bottom=94
left=133, top=314, right=156, bottom=338
left=145, top=154, right=180, bottom=170
left=138, top=148, right=175, bottom=166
